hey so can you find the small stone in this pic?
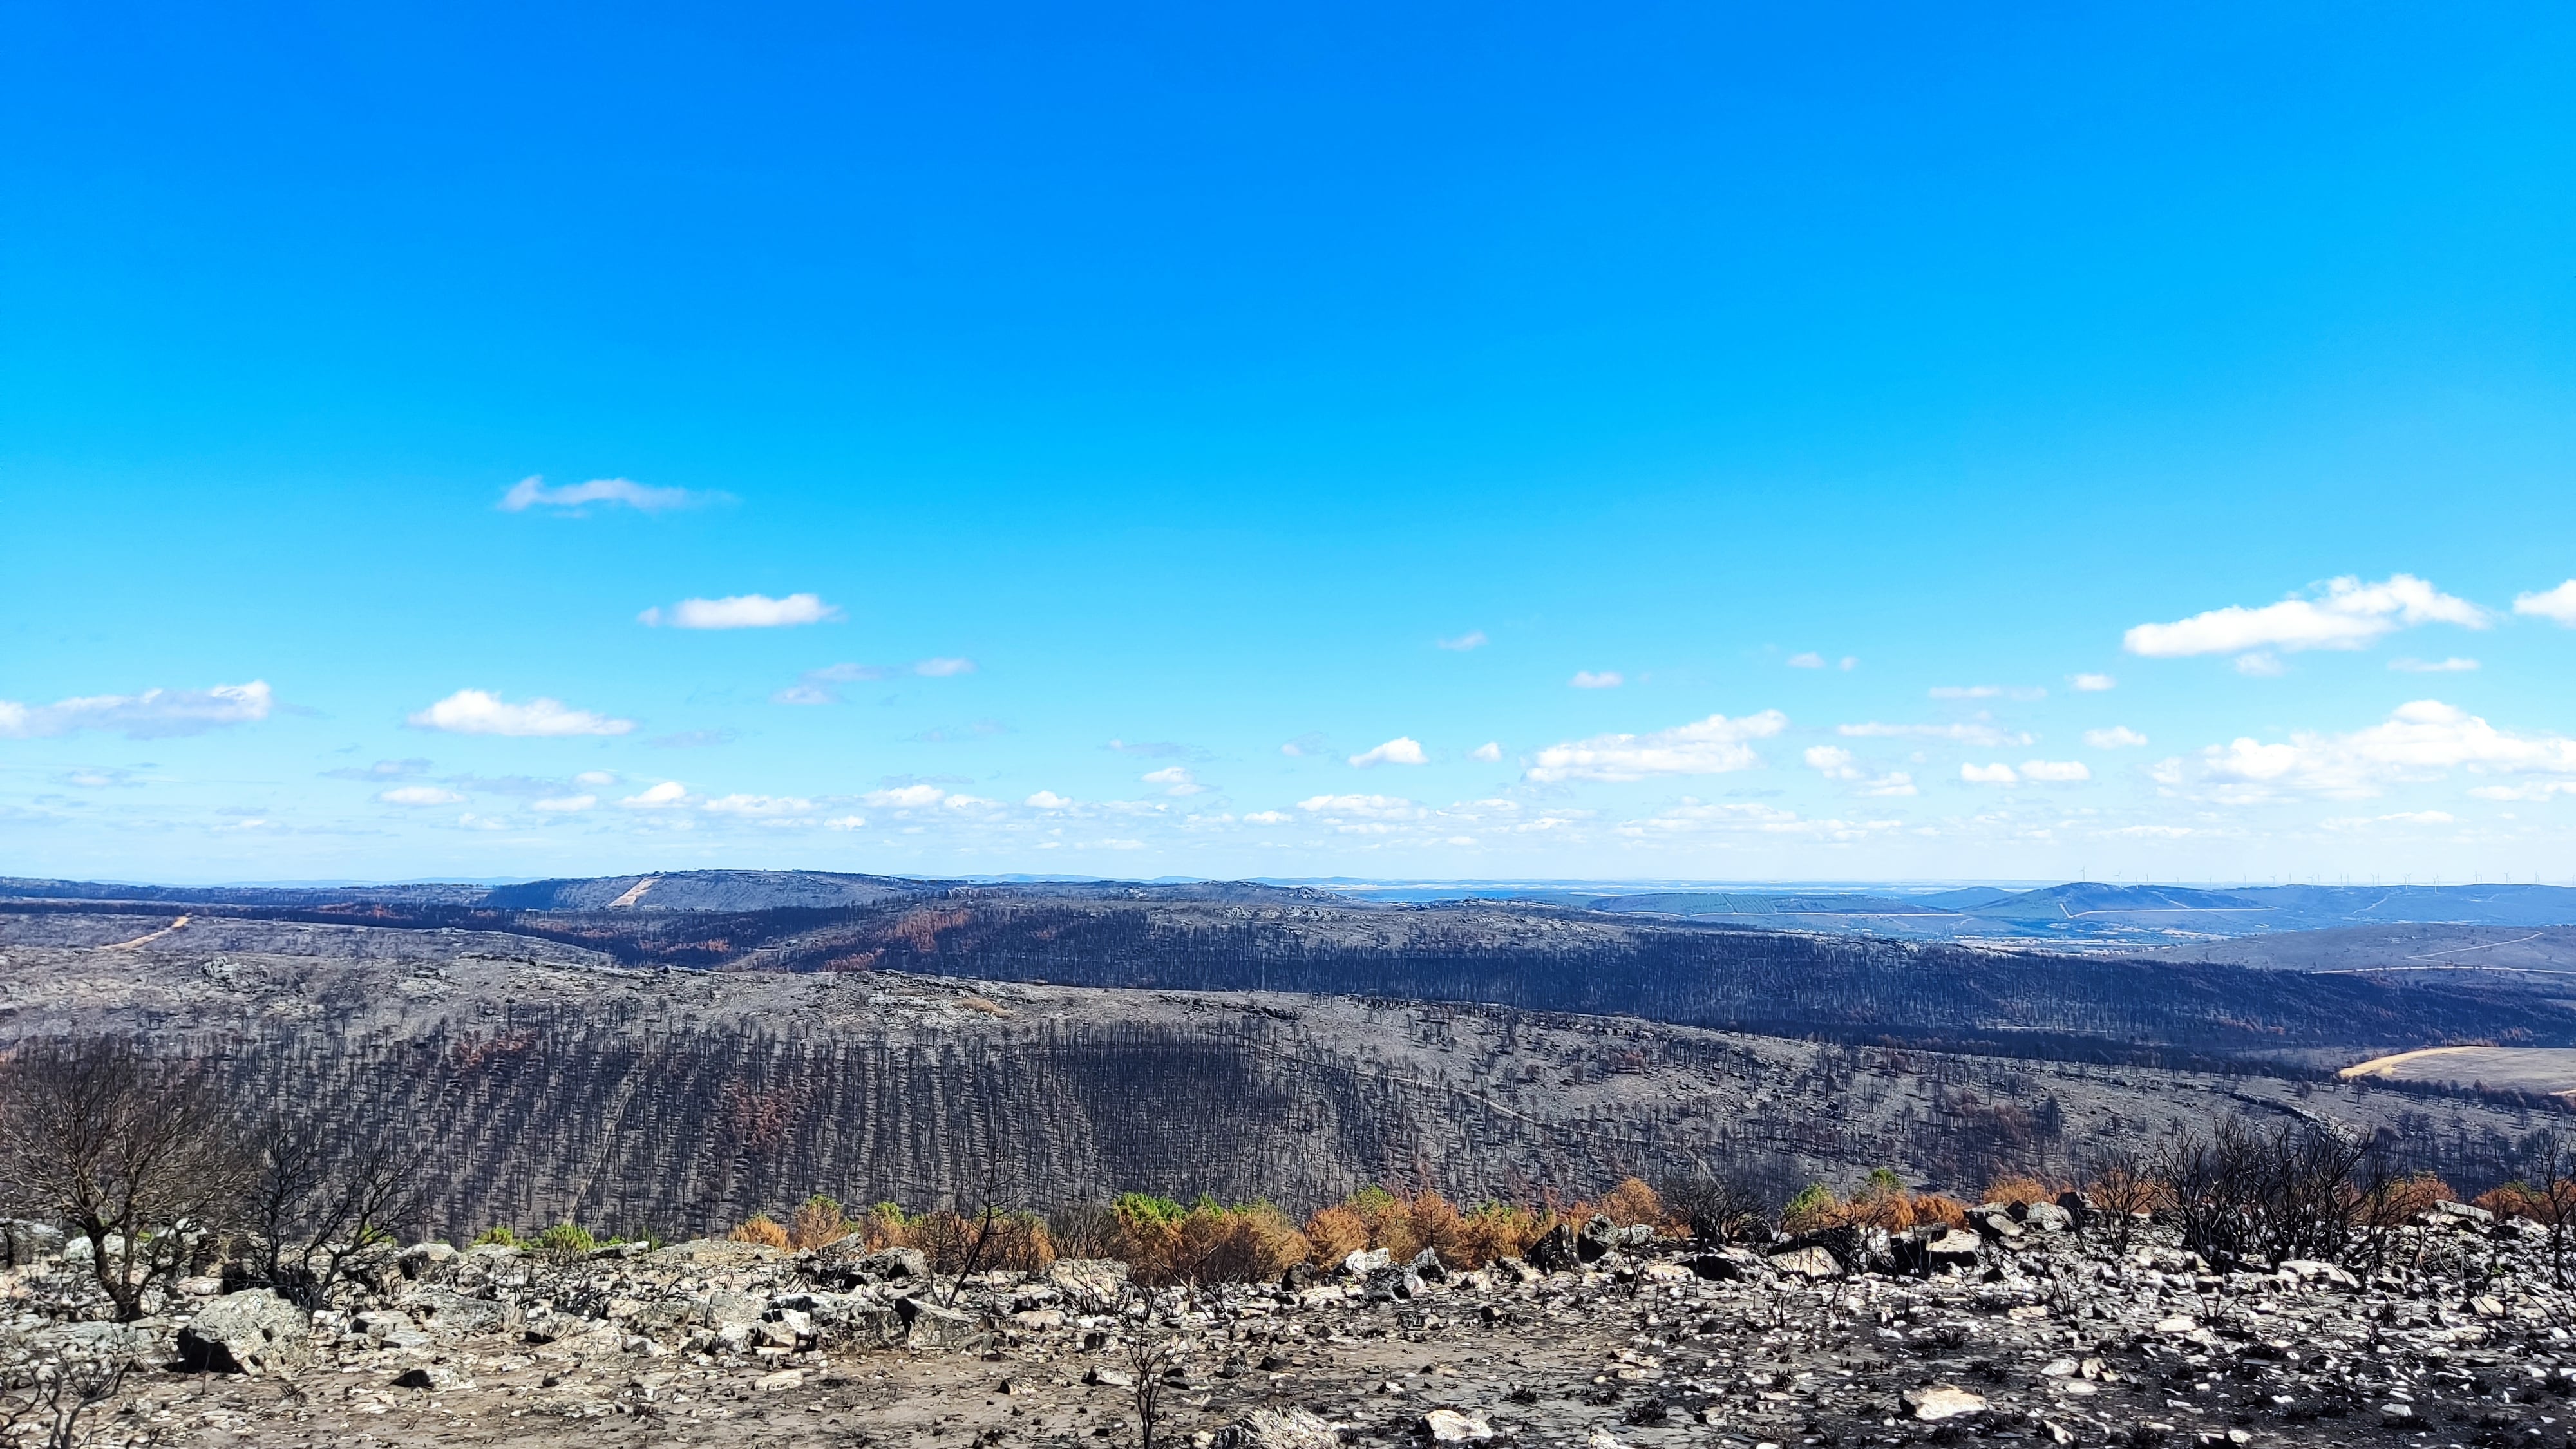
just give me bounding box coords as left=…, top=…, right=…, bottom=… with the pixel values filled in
left=755, top=1368, right=804, bottom=1390
left=1903, top=1385, right=1988, bottom=1421
left=1419, top=1407, right=1494, bottom=1441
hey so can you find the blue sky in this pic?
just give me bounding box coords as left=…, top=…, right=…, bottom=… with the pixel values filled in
left=7, top=2, right=2576, bottom=884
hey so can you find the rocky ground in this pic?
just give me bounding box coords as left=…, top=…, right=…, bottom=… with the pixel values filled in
left=10, top=1201, right=2576, bottom=1449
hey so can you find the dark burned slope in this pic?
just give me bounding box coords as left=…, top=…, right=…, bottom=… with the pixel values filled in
left=728, top=896, right=2576, bottom=1061
left=14, top=882, right=2553, bottom=1063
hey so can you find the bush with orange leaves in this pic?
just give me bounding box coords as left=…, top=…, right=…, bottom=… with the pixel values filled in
left=1980, top=1175, right=2063, bottom=1208
left=728, top=1213, right=791, bottom=1249
left=1106, top=1193, right=1308, bottom=1286
left=1781, top=1169, right=1970, bottom=1235
left=1301, top=1188, right=1555, bottom=1269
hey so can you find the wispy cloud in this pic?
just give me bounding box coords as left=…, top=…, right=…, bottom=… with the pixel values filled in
left=2390, top=656, right=2479, bottom=673
left=1436, top=630, right=1488, bottom=651
left=2069, top=673, right=2116, bottom=692
left=2083, top=726, right=2149, bottom=749
left=377, top=785, right=466, bottom=806
left=323, top=758, right=433, bottom=781
left=1141, top=766, right=1207, bottom=796
left=639, top=592, right=840, bottom=629
left=1568, top=670, right=1624, bottom=689
left=1835, top=717, right=2032, bottom=748
left=1786, top=652, right=1825, bottom=669
left=0, top=681, right=274, bottom=740
left=408, top=689, right=634, bottom=737
left=2515, top=580, right=2576, bottom=626
left=621, top=781, right=691, bottom=808
left=1349, top=737, right=1428, bottom=768
left=1469, top=741, right=1502, bottom=762
left=777, top=657, right=978, bottom=703
left=1107, top=738, right=1208, bottom=761
left=648, top=728, right=737, bottom=748
left=1278, top=734, right=1329, bottom=759
left=2123, top=573, right=2487, bottom=659
left=497, top=475, right=726, bottom=513
left=1961, top=762, right=2018, bottom=784
left=2020, top=759, right=2091, bottom=782
left=1525, top=710, right=1787, bottom=784
left=1803, top=745, right=1917, bottom=796
left=531, top=794, right=597, bottom=813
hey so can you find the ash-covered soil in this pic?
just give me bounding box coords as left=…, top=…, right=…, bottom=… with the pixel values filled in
left=8, top=1202, right=2575, bottom=1448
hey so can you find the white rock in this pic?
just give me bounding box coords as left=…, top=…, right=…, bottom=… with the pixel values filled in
left=1904, top=1385, right=1987, bottom=1421
left=1419, top=1408, right=1494, bottom=1441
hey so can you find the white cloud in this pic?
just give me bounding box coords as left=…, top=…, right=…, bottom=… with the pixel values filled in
left=1569, top=670, right=1624, bottom=689
left=1929, top=685, right=2045, bottom=701
left=1786, top=652, right=1826, bottom=669
left=1437, top=630, right=1488, bottom=651
left=2110, top=824, right=2192, bottom=838
left=497, top=475, right=721, bottom=513
left=2201, top=699, right=2576, bottom=799
left=772, top=683, right=837, bottom=705
left=914, top=657, right=977, bottom=677
left=1349, top=737, right=1428, bottom=768
left=864, top=784, right=950, bottom=809
left=1805, top=744, right=1917, bottom=796
left=702, top=793, right=817, bottom=816
left=2020, top=759, right=2092, bottom=782
left=1244, top=810, right=1293, bottom=824
left=1026, top=791, right=1074, bottom=809
left=2083, top=726, right=2150, bottom=749
left=531, top=794, right=597, bottom=813
left=1840, top=656, right=1858, bottom=672
left=1296, top=793, right=1421, bottom=819
left=2468, top=781, right=2576, bottom=802
left=1618, top=800, right=1902, bottom=842
left=408, top=689, right=634, bottom=737
left=0, top=681, right=274, bottom=740
left=826, top=815, right=868, bottom=829
left=638, top=592, right=841, bottom=629
left=1142, top=766, right=1207, bottom=796
left=575, top=770, right=618, bottom=786
left=621, top=781, right=690, bottom=808
left=379, top=786, right=466, bottom=806
left=2515, top=580, right=2576, bottom=626
left=1278, top=734, right=1328, bottom=759
left=2123, top=574, right=2488, bottom=658
left=1836, top=717, right=2032, bottom=748
left=2390, top=657, right=2479, bottom=673
left=1524, top=710, right=1788, bottom=784
left=1469, top=741, right=1502, bottom=762
left=2320, top=810, right=2457, bottom=831
left=2234, top=652, right=2286, bottom=677
left=2069, top=673, right=2116, bottom=692
left=1962, top=763, right=2018, bottom=784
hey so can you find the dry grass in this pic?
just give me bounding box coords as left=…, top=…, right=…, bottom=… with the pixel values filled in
left=728, top=1213, right=790, bottom=1249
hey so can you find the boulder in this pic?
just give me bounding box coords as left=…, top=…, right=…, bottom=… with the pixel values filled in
left=2018, top=1201, right=2074, bottom=1234
left=1683, top=1248, right=1763, bottom=1282
left=1421, top=1407, right=1495, bottom=1441
left=0, top=1218, right=66, bottom=1267
left=1922, top=1229, right=1984, bottom=1272
left=1766, top=1245, right=1842, bottom=1280
left=178, top=1289, right=312, bottom=1375
left=1409, top=1246, right=1449, bottom=1283
left=402, top=1288, right=522, bottom=1341
left=1363, top=1265, right=1426, bottom=1302
left=1342, top=1247, right=1392, bottom=1276
left=1904, top=1386, right=1987, bottom=1421
left=1210, top=1406, right=1341, bottom=1448
left=858, top=1247, right=932, bottom=1283
left=1576, top=1215, right=1622, bottom=1263
left=1526, top=1225, right=1582, bottom=1274
left=1046, top=1258, right=1130, bottom=1304
left=397, top=1242, right=457, bottom=1281
left=896, top=1295, right=983, bottom=1349
left=1488, top=1256, right=1541, bottom=1285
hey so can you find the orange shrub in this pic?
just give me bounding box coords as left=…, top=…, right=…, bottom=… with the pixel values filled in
left=788, top=1195, right=850, bottom=1250
left=729, top=1213, right=791, bottom=1249
left=2364, top=1171, right=2458, bottom=1224
left=1597, top=1177, right=1672, bottom=1231
left=2476, top=1180, right=2576, bottom=1224
left=1981, top=1175, right=2058, bottom=1207
left=1302, top=1204, right=1370, bottom=1264
left=1300, top=1188, right=1558, bottom=1269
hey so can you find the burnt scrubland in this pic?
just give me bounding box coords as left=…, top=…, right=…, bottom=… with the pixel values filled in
left=14, top=875, right=2576, bottom=1445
